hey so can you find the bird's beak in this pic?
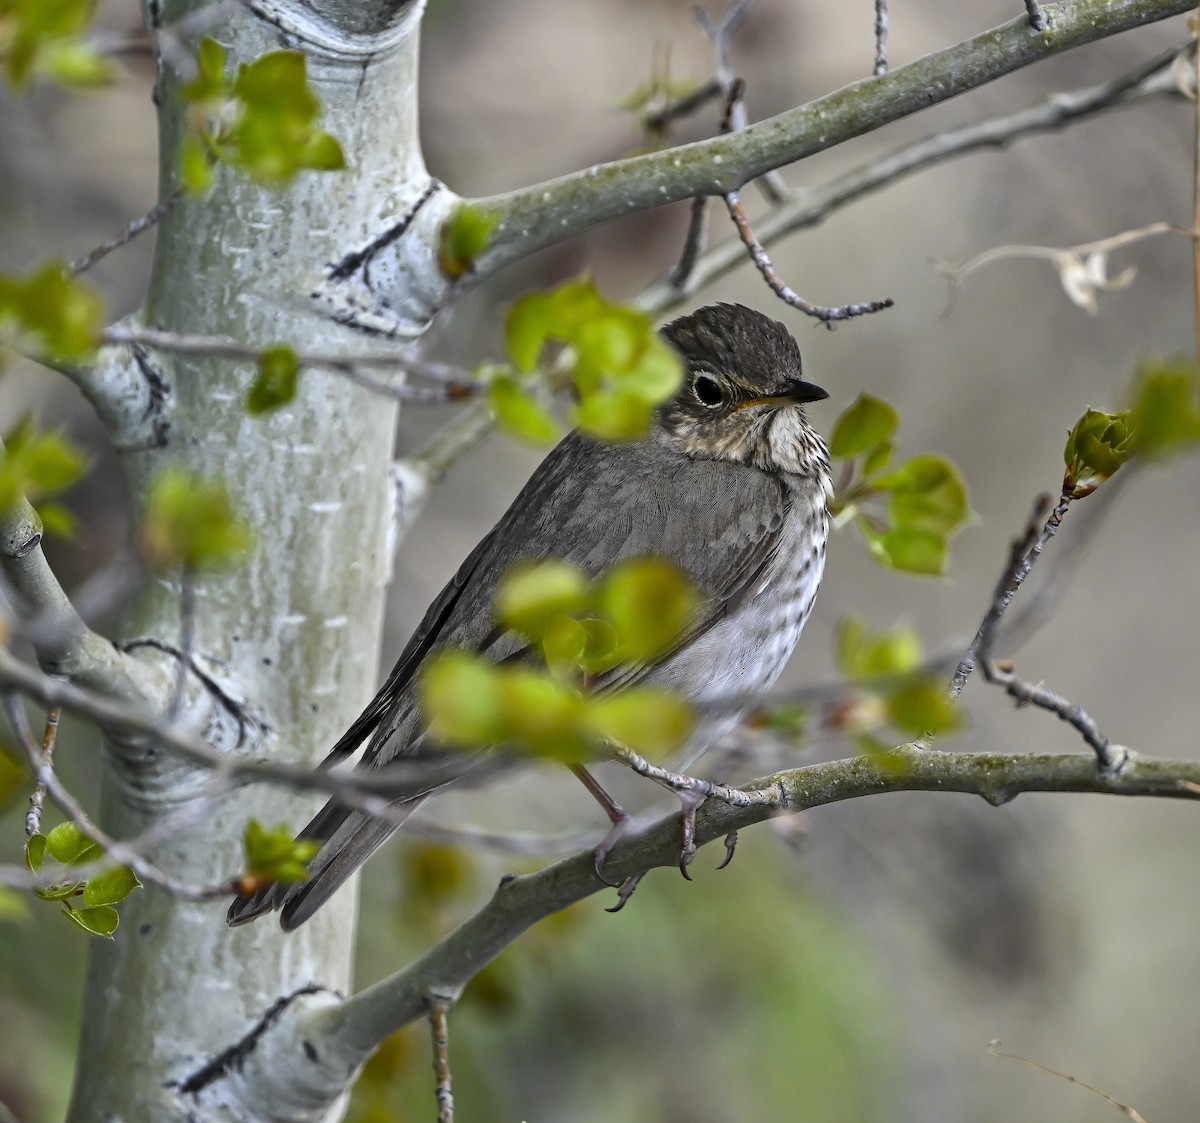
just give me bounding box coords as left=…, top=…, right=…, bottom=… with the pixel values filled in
left=736, top=379, right=829, bottom=411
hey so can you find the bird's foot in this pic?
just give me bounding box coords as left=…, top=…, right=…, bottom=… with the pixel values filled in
left=612, top=746, right=781, bottom=874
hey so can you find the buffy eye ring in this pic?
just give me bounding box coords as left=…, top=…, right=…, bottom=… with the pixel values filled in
left=692, top=373, right=725, bottom=408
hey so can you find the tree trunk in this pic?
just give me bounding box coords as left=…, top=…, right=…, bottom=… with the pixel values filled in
left=67, top=3, right=428, bottom=1118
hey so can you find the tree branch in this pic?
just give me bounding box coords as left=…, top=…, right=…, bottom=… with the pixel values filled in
left=286, top=743, right=1200, bottom=1090
left=468, top=0, right=1191, bottom=284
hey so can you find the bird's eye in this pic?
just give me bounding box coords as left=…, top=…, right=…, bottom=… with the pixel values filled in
left=692, top=374, right=725, bottom=408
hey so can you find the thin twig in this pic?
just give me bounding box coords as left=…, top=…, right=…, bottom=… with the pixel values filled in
left=69, top=190, right=185, bottom=277
left=724, top=190, right=894, bottom=323
left=2, top=692, right=241, bottom=900
left=428, top=998, right=454, bottom=1123
left=955, top=491, right=1122, bottom=772
left=101, top=324, right=479, bottom=404
left=168, top=565, right=196, bottom=722
left=669, top=196, right=710, bottom=290
left=642, top=77, right=723, bottom=131
left=1024, top=1, right=1050, bottom=33
left=874, top=0, right=889, bottom=76
left=987, top=1042, right=1148, bottom=1123
left=24, top=704, right=59, bottom=838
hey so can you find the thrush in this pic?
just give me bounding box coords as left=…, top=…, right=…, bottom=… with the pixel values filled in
left=228, top=302, right=832, bottom=930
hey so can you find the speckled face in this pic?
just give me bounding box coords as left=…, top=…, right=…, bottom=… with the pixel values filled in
left=655, top=303, right=831, bottom=477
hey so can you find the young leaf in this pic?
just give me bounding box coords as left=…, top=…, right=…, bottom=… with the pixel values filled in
left=25, top=832, right=46, bottom=872
left=45, top=820, right=101, bottom=864
left=489, top=376, right=559, bottom=445
left=438, top=203, right=500, bottom=281
left=0, top=262, right=103, bottom=360
left=598, top=557, right=696, bottom=663
left=496, top=668, right=588, bottom=761
left=886, top=678, right=962, bottom=735
left=246, top=345, right=300, bottom=415
left=585, top=689, right=695, bottom=757
left=829, top=394, right=898, bottom=459
left=495, top=561, right=590, bottom=641
left=420, top=651, right=507, bottom=747
left=61, top=903, right=119, bottom=938
left=1062, top=407, right=1135, bottom=498
left=1127, top=362, right=1200, bottom=457
left=82, top=866, right=142, bottom=907
left=243, top=820, right=319, bottom=885
left=138, top=467, right=253, bottom=571
left=875, top=454, right=970, bottom=538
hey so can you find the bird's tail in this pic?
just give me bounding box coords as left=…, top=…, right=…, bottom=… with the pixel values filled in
left=226, top=799, right=419, bottom=930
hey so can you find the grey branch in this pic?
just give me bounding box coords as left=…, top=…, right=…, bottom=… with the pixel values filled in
left=468, top=0, right=1192, bottom=283
left=281, top=744, right=1200, bottom=1101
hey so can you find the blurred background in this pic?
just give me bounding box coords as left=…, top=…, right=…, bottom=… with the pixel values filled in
left=1, top=1, right=1197, bottom=1120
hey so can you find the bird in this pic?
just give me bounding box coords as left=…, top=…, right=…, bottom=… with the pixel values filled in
left=228, top=302, right=832, bottom=930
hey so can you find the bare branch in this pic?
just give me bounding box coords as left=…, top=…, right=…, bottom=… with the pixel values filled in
left=69, top=190, right=185, bottom=277
left=470, top=0, right=1192, bottom=284
left=874, top=0, right=889, bottom=76
left=294, top=744, right=1200, bottom=1074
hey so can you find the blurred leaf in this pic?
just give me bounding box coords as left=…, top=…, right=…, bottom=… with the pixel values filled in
left=181, top=40, right=345, bottom=188
left=572, top=387, right=656, bottom=443
left=0, top=0, right=105, bottom=90
left=45, top=820, right=101, bottom=864
left=853, top=732, right=905, bottom=771
left=829, top=393, right=897, bottom=459
left=246, top=345, right=300, bottom=415
left=82, top=866, right=141, bottom=907
left=836, top=616, right=923, bottom=682
left=1127, top=361, right=1200, bottom=458
left=37, top=502, right=78, bottom=539
left=585, top=689, right=694, bottom=756
left=0, top=743, right=25, bottom=808
left=138, top=467, right=253, bottom=571
left=497, top=668, right=588, bottom=762
left=438, top=203, right=499, bottom=281
left=495, top=561, right=590, bottom=641
left=489, top=376, right=559, bottom=445
left=0, top=415, right=88, bottom=515
left=598, top=557, right=696, bottom=663
left=61, top=902, right=119, bottom=938
left=504, top=279, right=682, bottom=443
left=243, top=819, right=319, bottom=885
left=0, top=886, right=29, bottom=922
left=0, top=261, right=103, bottom=359
left=1062, top=407, right=1135, bottom=498
left=886, top=679, right=961, bottom=735
left=399, top=841, right=476, bottom=912
left=420, top=651, right=507, bottom=746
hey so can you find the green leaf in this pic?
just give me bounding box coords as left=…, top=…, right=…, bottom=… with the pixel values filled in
left=61, top=903, right=119, bottom=938
left=598, top=557, right=696, bottom=663
left=1127, top=361, right=1200, bottom=458
left=82, top=866, right=141, bottom=907
left=585, top=689, right=695, bottom=757
left=875, top=454, right=970, bottom=538
left=857, top=519, right=947, bottom=576
left=179, top=135, right=215, bottom=195
left=489, top=376, right=559, bottom=445
left=243, top=820, right=319, bottom=885
left=40, top=39, right=113, bottom=86
left=0, top=744, right=25, bottom=809
left=0, top=0, right=100, bottom=90
left=0, top=416, right=89, bottom=515
left=33, top=879, right=85, bottom=902
left=246, top=345, right=300, bottom=415
left=438, top=203, right=499, bottom=281
left=193, top=36, right=227, bottom=93
left=836, top=616, right=923, bottom=682
left=0, top=887, right=29, bottom=923
left=495, top=561, right=590, bottom=641
left=420, top=651, right=507, bottom=747
left=0, top=262, right=103, bottom=360
left=496, top=668, right=588, bottom=761
left=25, top=833, right=46, bottom=872
left=829, top=393, right=898, bottom=459
left=36, top=502, right=78, bottom=539
left=138, top=467, right=253, bottom=571
left=572, top=387, right=655, bottom=443
left=1062, top=407, right=1135, bottom=498
left=503, top=279, right=681, bottom=440
left=886, top=678, right=961, bottom=735
left=45, top=821, right=101, bottom=864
